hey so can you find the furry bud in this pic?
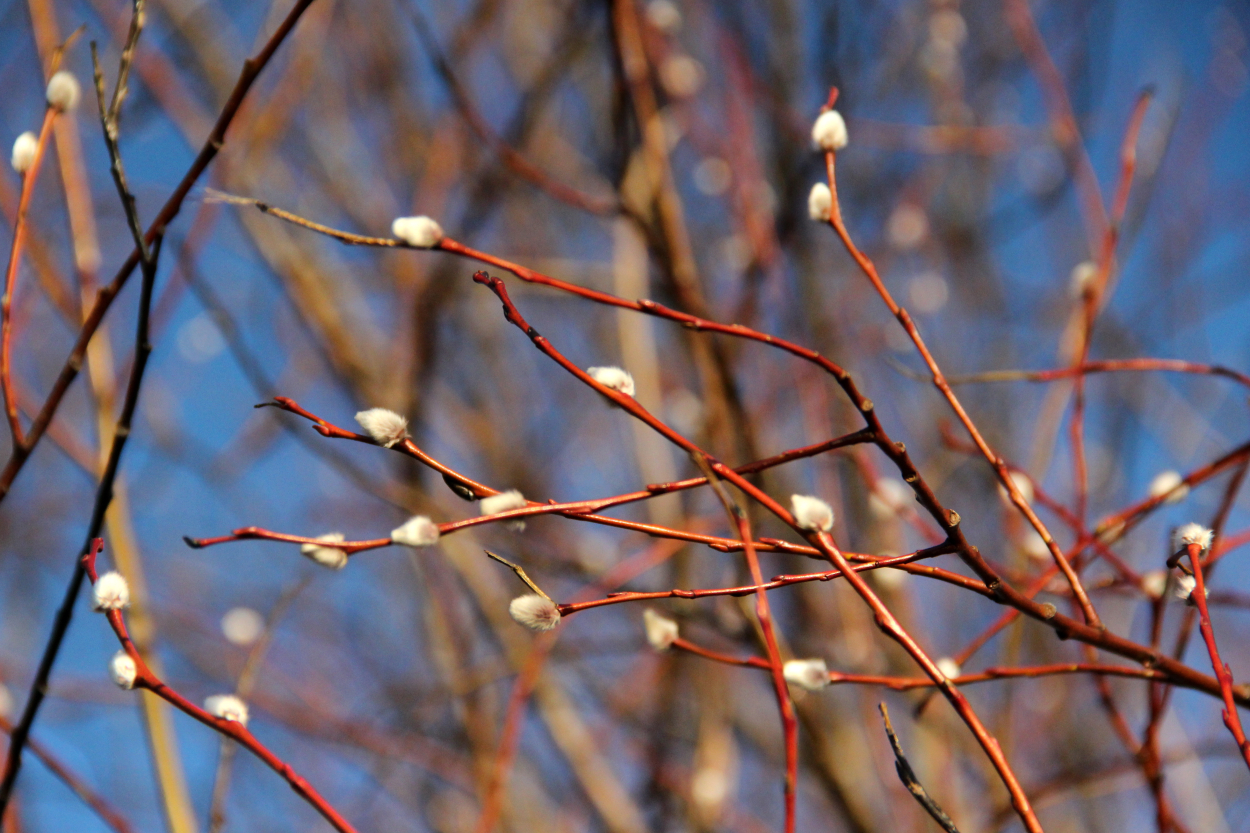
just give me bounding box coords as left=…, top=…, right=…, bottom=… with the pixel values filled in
left=783, top=658, right=830, bottom=691
left=790, top=494, right=834, bottom=532
left=480, top=490, right=527, bottom=516
left=811, top=110, right=848, bottom=151
left=643, top=609, right=679, bottom=651
left=301, top=533, right=348, bottom=570
left=508, top=594, right=561, bottom=631
left=46, top=71, right=81, bottom=111
left=391, top=515, right=440, bottom=548
left=807, top=183, right=832, bottom=221
left=354, top=408, right=409, bottom=448
left=10, top=132, right=37, bottom=174
left=109, top=651, right=137, bottom=690
left=391, top=216, right=444, bottom=248
left=587, top=366, right=635, bottom=397
left=1173, top=523, right=1213, bottom=554
left=204, top=694, right=249, bottom=726
left=92, top=571, right=130, bottom=611
left=1149, top=471, right=1189, bottom=504
left=1140, top=570, right=1167, bottom=600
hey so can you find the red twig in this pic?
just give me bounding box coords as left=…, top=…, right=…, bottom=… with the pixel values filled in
left=0, top=0, right=320, bottom=502
left=820, top=131, right=1099, bottom=635
left=937, top=358, right=1250, bottom=390
left=473, top=635, right=555, bottom=833
left=1, top=108, right=57, bottom=444
left=558, top=550, right=950, bottom=617
left=1185, top=541, right=1250, bottom=772
left=221, top=186, right=1250, bottom=708
left=697, top=463, right=797, bottom=833
left=1067, top=91, right=1150, bottom=533
left=676, top=638, right=1172, bottom=690
left=81, top=540, right=359, bottom=833
left=1095, top=439, right=1250, bottom=543
left=471, top=268, right=1040, bottom=833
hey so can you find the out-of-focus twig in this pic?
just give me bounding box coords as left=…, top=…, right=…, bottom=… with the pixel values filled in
left=208, top=578, right=309, bottom=833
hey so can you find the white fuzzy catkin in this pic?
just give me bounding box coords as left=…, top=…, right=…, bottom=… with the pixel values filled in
left=1149, top=470, right=1189, bottom=504
left=1021, top=531, right=1050, bottom=562
left=587, top=366, right=636, bottom=397
left=92, top=571, right=130, bottom=611
left=868, top=478, right=910, bottom=519
left=645, top=0, right=682, bottom=33
left=391, top=515, right=440, bottom=548
left=1140, top=570, right=1168, bottom=600
left=508, top=594, right=561, bottom=631
left=221, top=607, right=264, bottom=646
left=807, top=183, right=832, bottom=222
left=997, top=470, right=1034, bottom=505
left=204, top=694, right=249, bottom=726
left=354, top=408, right=409, bottom=448
left=1173, top=523, right=1213, bottom=553
left=873, top=565, right=909, bottom=590
left=790, top=494, right=834, bottom=532
left=479, top=489, right=528, bottom=532
left=811, top=110, right=848, bottom=151
left=109, top=651, right=137, bottom=690
left=391, top=216, right=443, bottom=248
left=643, top=609, right=679, bottom=651
left=480, top=489, right=527, bottom=516
left=301, top=533, right=348, bottom=570
left=45, top=71, right=81, bottom=112
left=935, top=657, right=961, bottom=680
left=1096, top=519, right=1125, bottom=545
left=1069, top=261, right=1097, bottom=297
left=783, top=658, right=830, bottom=691
left=1173, top=574, right=1202, bottom=602
left=11, top=132, right=37, bottom=174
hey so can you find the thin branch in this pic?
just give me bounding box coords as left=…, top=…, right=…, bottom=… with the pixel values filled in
left=219, top=193, right=1250, bottom=707
left=1, top=107, right=56, bottom=443
left=0, top=716, right=135, bottom=833
left=878, top=704, right=961, bottom=833
left=208, top=578, right=308, bottom=833
left=0, top=0, right=319, bottom=811
left=902, top=358, right=1250, bottom=391
left=820, top=121, right=1100, bottom=634
left=691, top=453, right=797, bottom=833
left=470, top=268, right=1043, bottom=833
left=485, top=550, right=551, bottom=600
left=0, top=0, right=321, bottom=502
left=1186, top=541, right=1250, bottom=772
left=80, top=541, right=359, bottom=833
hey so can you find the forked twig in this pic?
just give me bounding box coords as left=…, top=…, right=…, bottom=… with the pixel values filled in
left=0, top=1, right=321, bottom=813
left=80, top=540, right=359, bottom=833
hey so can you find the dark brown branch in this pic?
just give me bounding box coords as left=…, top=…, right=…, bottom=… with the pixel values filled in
left=878, top=704, right=961, bottom=833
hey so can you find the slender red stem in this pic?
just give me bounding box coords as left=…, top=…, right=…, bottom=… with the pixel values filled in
left=81, top=540, right=359, bottom=833
left=472, top=268, right=1042, bottom=833
left=1, top=108, right=57, bottom=444
left=1186, top=542, right=1250, bottom=772
left=821, top=143, right=1099, bottom=635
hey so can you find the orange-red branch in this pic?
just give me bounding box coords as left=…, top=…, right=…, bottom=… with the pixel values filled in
left=81, top=540, right=359, bottom=833
left=1186, top=542, right=1250, bottom=773
left=1, top=108, right=57, bottom=443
